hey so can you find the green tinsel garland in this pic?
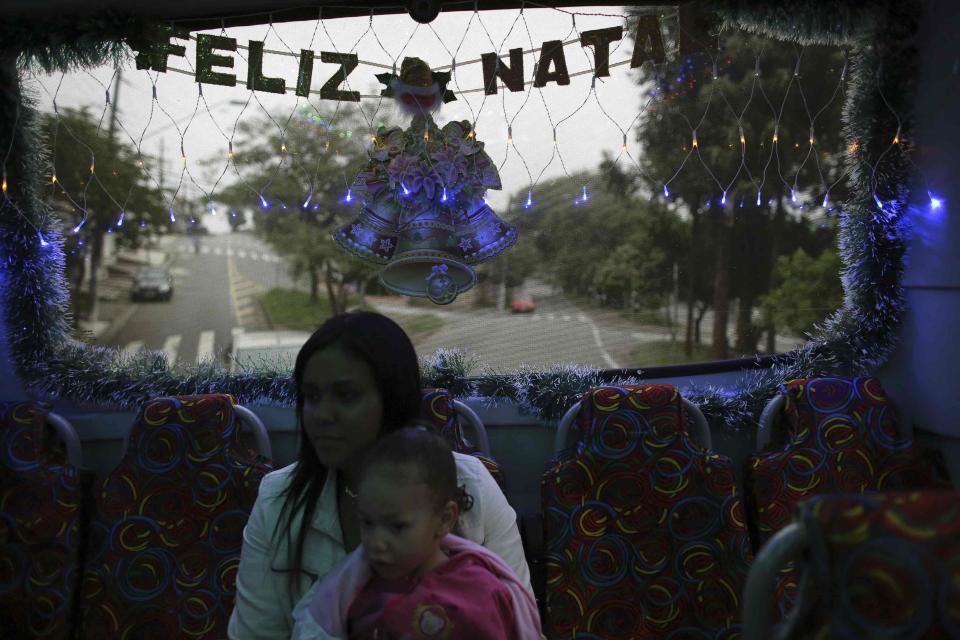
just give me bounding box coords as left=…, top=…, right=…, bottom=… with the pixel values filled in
left=0, top=1, right=920, bottom=429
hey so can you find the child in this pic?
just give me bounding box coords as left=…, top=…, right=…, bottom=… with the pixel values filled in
left=291, top=426, right=541, bottom=639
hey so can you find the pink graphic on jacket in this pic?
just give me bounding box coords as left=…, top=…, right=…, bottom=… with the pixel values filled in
left=302, top=534, right=541, bottom=639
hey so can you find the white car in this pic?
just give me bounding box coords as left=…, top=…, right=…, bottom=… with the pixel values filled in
left=228, top=329, right=310, bottom=373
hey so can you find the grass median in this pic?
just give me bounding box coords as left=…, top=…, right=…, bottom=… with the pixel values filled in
left=261, top=288, right=445, bottom=341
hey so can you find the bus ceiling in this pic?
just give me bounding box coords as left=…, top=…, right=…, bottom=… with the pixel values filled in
left=0, top=1, right=670, bottom=30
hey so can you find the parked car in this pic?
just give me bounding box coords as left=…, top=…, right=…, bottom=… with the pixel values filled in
left=510, top=292, right=535, bottom=313
left=130, top=267, right=174, bottom=302
left=228, top=330, right=310, bottom=373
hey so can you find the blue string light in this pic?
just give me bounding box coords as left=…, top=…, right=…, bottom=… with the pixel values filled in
left=663, top=184, right=670, bottom=198
left=440, top=187, right=448, bottom=202
left=721, top=191, right=727, bottom=206
left=38, top=232, right=50, bottom=247
left=115, top=211, right=125, bottom=228
left=344, top=188, right=354, bottom=203
left=791, top=189, right=798, bottom=204
left=822, top=193, right=829, bottom=208
left=259, top=194, right=270, bottom=209
left=72, top=218, right=86, bottom=234
left=169, top=207, right=176, bottom=223
left=524, top=190, right=534, bottom=209
left=302, top=192, right=313, bottom=209
left=929, top=191, right=943, bottom=210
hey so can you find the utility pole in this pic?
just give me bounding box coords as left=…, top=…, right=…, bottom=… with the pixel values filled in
left=88, top=69, right=123, bottom=325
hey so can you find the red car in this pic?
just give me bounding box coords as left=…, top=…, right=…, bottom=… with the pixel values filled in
left=510, top=292, right=535, bottom=313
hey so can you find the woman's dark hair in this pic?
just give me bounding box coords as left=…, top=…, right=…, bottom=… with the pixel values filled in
left=273, top=311, right=422, bottom=592
left=360, top=425, right=474, bottom=515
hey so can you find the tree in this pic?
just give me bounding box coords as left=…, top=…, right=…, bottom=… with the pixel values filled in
left=213, top=106, right=380, bottom=311
left=40, top=107, right=168, bottom=323
left=630, top=22, right=848, bottom=357
left=760, top=246, right=843, bottom=337
left=504, top=170, right=687, bottom=317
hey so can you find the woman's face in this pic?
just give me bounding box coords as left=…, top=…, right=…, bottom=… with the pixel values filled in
left=300, top=343, right=384, bottom=470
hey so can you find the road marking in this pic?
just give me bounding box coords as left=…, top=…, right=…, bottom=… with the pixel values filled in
left=226, top=248, right=234, bottom=256
left=162, top=335, right=182, bottom=366
left=196, top=330, right=215, bottom=363
left=237, top=250, right=248, bottom=259
left=577, top=313, right=587, bottom=322
left=124, top=340, right=144, bottom=352
left=201, top=245, right=212, bottom=254
left=213, top=247, right=223, bottom=255
left=590, top=323, right=620, bottom=369
left=546, top=313, right=555, bottom=321
left=562, top=314, right=571, bottom=321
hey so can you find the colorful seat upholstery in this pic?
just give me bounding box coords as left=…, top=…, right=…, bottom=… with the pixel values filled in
left=421, top=388, right=504, bottom=488
left=76, top=395, right=272, bottom=639
left=542, top=385, right=752, bottom=639
left=744, top=377, right=951, bottom=621
left=0, top=401, right=84, bottom=640
left=743, top=491, right=960, bottom=640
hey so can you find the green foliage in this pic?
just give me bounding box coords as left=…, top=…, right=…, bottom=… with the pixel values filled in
left=260, top=287, right=339, bottom=331
left=629, top=340, right=714, bottom=366
left=214, top=106, right=382, bottom=308
left=760, top=246, right=844, bottom=336
left=40, top=106, right=168, bottom=241
left=506, top=171, right=685, bottom=311
left=628, top=25, right=848, bottom=354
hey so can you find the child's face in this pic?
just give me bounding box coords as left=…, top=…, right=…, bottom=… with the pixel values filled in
left=357, top=462, right=458, bottom=580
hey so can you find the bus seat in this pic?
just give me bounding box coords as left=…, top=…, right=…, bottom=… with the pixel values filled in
left=231, top=404, right=273, bottom=460
left=743, top=490, right=960, bottom=640
left=743, top=376, right=951, bottom=623
left=0, top=401, right=84, bottom=640
left=553, top=396, right=712, bottom=455
left=75, top=394, right=273, bottom=639
left=541, top=384, right=752, bottom=639
left=420, top=388, right=504, bottom=488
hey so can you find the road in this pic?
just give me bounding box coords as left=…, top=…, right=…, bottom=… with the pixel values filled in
left=92, top=231, right=803, bottom=372
left=101, top=232, right=287, bottom=368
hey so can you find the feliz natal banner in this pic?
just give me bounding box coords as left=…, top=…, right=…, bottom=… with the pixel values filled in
left=131, top=6, right=717, bottom=100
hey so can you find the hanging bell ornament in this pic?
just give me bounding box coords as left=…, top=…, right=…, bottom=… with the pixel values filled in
left=333, top=57, right=516, bottom=305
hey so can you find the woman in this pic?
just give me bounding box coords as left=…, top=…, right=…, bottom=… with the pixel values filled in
left=228, top=311, right=532, bottom=639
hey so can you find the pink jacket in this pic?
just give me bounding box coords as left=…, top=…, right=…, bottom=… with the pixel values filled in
left=291, top=534, right=542, bottom=639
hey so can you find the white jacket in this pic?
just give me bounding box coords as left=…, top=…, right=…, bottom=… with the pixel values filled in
left=227, top=452, right=533, bottom=639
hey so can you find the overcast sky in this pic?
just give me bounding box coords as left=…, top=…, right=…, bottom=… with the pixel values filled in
left=27, top=6, right=662, bottom=216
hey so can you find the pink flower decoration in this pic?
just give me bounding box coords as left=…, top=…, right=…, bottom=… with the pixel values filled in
left=408, top=161, right=439, bottom=199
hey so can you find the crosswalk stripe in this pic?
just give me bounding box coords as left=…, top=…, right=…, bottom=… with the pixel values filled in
left=196, top=330, right=215, bottom=363
left=162, top=335, right=182, bottom=366
left=226, top=248, right=234, bottom=256
left=562, top=314, right=571, bottom=321
left=237, top=250, right=248, bottom=259
left=213, top=247, right=223, bottom=255
left=577, top=313, right=587, bottom=322
left=124, top=340, right=144, bottom=352
left=201, top=246, right=212, bottom=254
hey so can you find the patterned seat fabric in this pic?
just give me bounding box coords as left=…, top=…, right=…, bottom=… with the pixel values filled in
left=420, top=388, right=505, bottom=488
left=795, top=491, right=960, bottom=639
left=744, top=376, right=951, bottom=622
left=76, top=395, right=272, bottom=639
left=542, top=385, right=752, bottom=639
left=747, top=377, right=950, bottom=544
left=0, top=401, right=83, bottom=640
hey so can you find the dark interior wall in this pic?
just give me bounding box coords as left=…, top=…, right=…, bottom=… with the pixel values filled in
left=878, top=0, right=960, bottom=477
